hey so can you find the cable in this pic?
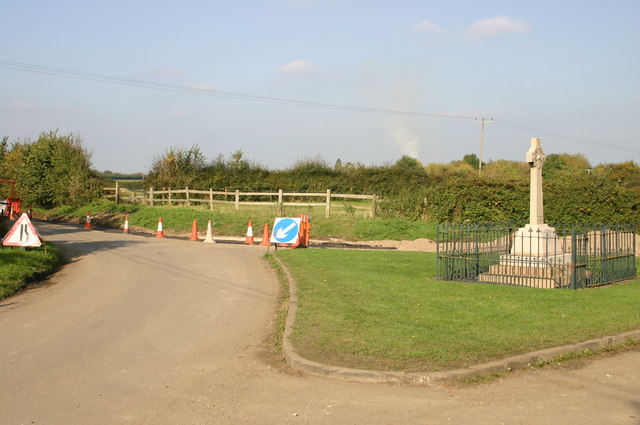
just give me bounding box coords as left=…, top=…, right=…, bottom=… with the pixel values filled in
left=1, top=59, right=638, bottom=154
left=493, top=120, right=640, bottom=153
left=0, top=60, right=474, bottom=120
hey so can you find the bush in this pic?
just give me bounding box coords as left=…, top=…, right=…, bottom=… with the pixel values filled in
left=1, top=131, right=102, bottom=209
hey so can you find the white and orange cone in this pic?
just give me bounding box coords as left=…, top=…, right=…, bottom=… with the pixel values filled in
left=155, top=217, right=165, bottom=238
left=203, top=220, right=215, bottom=243
left=189, top=219, right=199, bottom=241
left=84, top=211, right=92, bottom=229
left=245, top=221, right=255, bottom=245
left=123, top=215, right=130, bottom=233
left=259, top=222, right=271, bottom=246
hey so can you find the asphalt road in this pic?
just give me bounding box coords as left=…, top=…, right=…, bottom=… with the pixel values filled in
left=1, top=221, right=638, bottom=425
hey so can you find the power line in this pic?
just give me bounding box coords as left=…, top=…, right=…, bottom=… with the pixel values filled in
left=1, top=59, right=638, bottom=154
left=492, top=120, right=640, bottom=153
left=0, top=60, right=474, bottom=120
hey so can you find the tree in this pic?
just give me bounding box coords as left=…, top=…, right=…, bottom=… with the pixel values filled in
left=11, top=131, right=102, bottom=208
left=334, top=158, right=343, bottom=171
left=463, top=153, right=481, bottom=170
left=147, top=145, right=207, bottom=188
left=393, top=155, right=423, bottom=170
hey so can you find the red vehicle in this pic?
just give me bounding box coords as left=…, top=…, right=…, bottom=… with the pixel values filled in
left=0, top=179, right=20, bottom=218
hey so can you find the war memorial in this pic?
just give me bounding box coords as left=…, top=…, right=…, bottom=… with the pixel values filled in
left=437, top=138, right=636, bottom=289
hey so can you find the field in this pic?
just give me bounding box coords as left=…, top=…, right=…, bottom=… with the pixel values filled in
left=276, top=249, right=640, bottom=372
left=40, top=200, right=438, bottom=241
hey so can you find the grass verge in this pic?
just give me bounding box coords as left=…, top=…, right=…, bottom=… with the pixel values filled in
left=462, top=338, right=640, bottom=384
left=0, top=244, right=62, bottom=299
left=276, top=249, right=640, bottom=372
left=40, top=200, right=438, bottom=241
left=264, top=253, right=290, bottom=359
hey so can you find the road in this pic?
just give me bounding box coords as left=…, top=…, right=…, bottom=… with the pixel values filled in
left=1, top=221, right=638, bottom=425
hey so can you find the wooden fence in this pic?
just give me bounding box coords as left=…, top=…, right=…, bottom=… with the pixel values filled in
left=104, top=183, right=377, bottom=218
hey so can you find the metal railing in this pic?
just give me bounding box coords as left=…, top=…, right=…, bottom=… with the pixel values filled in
left=436, top=223, right=637, bottom=289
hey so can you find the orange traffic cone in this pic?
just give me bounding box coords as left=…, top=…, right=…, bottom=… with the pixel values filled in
left=190, top=219, right=199, bottom=241
left=245, top=221, right=255, bottom=245
left=259, top=222, right=271, bottom=246
left=156, top=217, right=165, bottom=238
left=203, top=220, right=215, bottom=243
left=123, top=215, right=130, bottom=233
left=84, top=211, right=92, bottom=229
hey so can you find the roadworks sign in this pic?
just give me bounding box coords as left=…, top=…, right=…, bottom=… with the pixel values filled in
left=270, top=217, right=301, bottom=244
left=2, top=213, right=42, bottom=247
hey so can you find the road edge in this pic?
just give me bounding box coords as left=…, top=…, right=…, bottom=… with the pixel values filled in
left=272, top=254, right=640, bottom=386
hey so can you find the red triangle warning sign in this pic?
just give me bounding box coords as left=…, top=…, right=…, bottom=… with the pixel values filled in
left=2, top=213, right=42, bottom=247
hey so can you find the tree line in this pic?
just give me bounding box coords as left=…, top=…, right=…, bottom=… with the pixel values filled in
left=1, top=132, right=639, bottom=225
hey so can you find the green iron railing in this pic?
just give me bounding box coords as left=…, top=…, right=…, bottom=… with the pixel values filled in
left=436, top=223, right=636, bottom=289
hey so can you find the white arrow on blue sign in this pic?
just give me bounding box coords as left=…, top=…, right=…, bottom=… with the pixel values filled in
left=270, top=217, right=301, bottom=244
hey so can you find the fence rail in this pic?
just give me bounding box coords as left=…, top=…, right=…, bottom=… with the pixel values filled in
left=103, top=183, right=377, bottom=218
left=436, top=223, right=637, bottom=289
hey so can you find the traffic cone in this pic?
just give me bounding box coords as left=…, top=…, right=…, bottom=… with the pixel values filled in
left=84, top=211, right=92, bottom=229
left=123, top=215, right=130, bottom=233
left=245, top=221, right=255, bottom=245
left=190, top=219, right=199, bottom=241
left=203, top=220, right=215, bottom=243
left=259, top=222, right=271, bottom=246
left=155, top=217, right=165, bottom=238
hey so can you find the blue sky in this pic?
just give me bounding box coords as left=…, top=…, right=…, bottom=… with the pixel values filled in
left=1, top=0, right=638, bottom=173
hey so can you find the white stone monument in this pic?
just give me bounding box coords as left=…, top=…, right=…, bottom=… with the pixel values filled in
left=511, top=138, right=560, bottom=257
left=479, top=138, right=572, bottom=288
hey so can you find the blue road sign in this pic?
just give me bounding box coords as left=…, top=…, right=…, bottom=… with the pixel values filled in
left=270, top=217, right=301, bottom=244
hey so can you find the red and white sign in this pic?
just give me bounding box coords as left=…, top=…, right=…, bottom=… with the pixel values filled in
left=2, top=213, right=42, bottom=247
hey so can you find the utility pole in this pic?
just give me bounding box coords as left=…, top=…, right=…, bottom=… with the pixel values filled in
left=475, top=118, right=493, bottom=175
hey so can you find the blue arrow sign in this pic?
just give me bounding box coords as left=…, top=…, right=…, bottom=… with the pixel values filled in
left=270, top=217, right=301, bottom=244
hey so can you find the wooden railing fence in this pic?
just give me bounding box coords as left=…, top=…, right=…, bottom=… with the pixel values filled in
left=104, top=183, right=377, bottom=218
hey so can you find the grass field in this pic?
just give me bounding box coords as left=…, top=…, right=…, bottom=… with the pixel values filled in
left=41, top=200, right=438, bottom=241
left=0, top=244, right=62, bottom=299
left=276, top=249, right=640, bottom=372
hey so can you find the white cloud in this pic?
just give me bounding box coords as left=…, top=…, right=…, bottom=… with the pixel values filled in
left=8, top=98, right=64, bottom=111
left=146, top=66, right=187, bottom=79
left=9, top=98, right=41, bottom=110
left=278, top=59, right=314, bottom=73
left=412, top=20, right=444, bottom=34
left=287, top=0, right=316, bottom=7
left=189, top=84, right=216, bottom=91
left=465, top=16, right=530, bottom=40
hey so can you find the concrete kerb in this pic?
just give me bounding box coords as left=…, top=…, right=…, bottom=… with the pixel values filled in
left=272, top=254, right=640, bottom=386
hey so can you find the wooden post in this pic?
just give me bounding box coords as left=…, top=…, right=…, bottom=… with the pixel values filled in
left=235, top=189, right=240, bottom=212
left=209, top=188, right=213, bottom=210
left=278, top=189, right=283, bottom=215
left=325, top=189, right=331, bottom=219
left=115, top=181, right=120, bottom=204
left=168, top=188, right=172, bottom=206
left=371, top=194, right=377, bottom=218
left=149, top=187, right=154, bottom=206
left=186, top=187, right=190, bottom=207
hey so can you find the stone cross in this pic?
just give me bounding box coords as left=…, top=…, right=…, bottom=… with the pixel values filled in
left=526, top=137, right=546, bottom=225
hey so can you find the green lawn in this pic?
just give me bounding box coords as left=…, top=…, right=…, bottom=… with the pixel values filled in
left=276, top=249, right=640, bottom=372
left=0, top=244, right=62, bottom=299
left=41, top=200, right=438, bottom=241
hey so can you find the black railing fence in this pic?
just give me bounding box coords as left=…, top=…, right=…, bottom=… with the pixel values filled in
left=436, top=223, right=637, bottom=289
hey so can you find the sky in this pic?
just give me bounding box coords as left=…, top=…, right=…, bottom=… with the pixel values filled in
left=1, top=0, right=639, bottom=173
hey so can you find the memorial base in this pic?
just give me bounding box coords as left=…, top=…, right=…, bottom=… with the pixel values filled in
left=512, top=223, right=562, bottom=257
left=478, top=254, right=573, bottom=289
